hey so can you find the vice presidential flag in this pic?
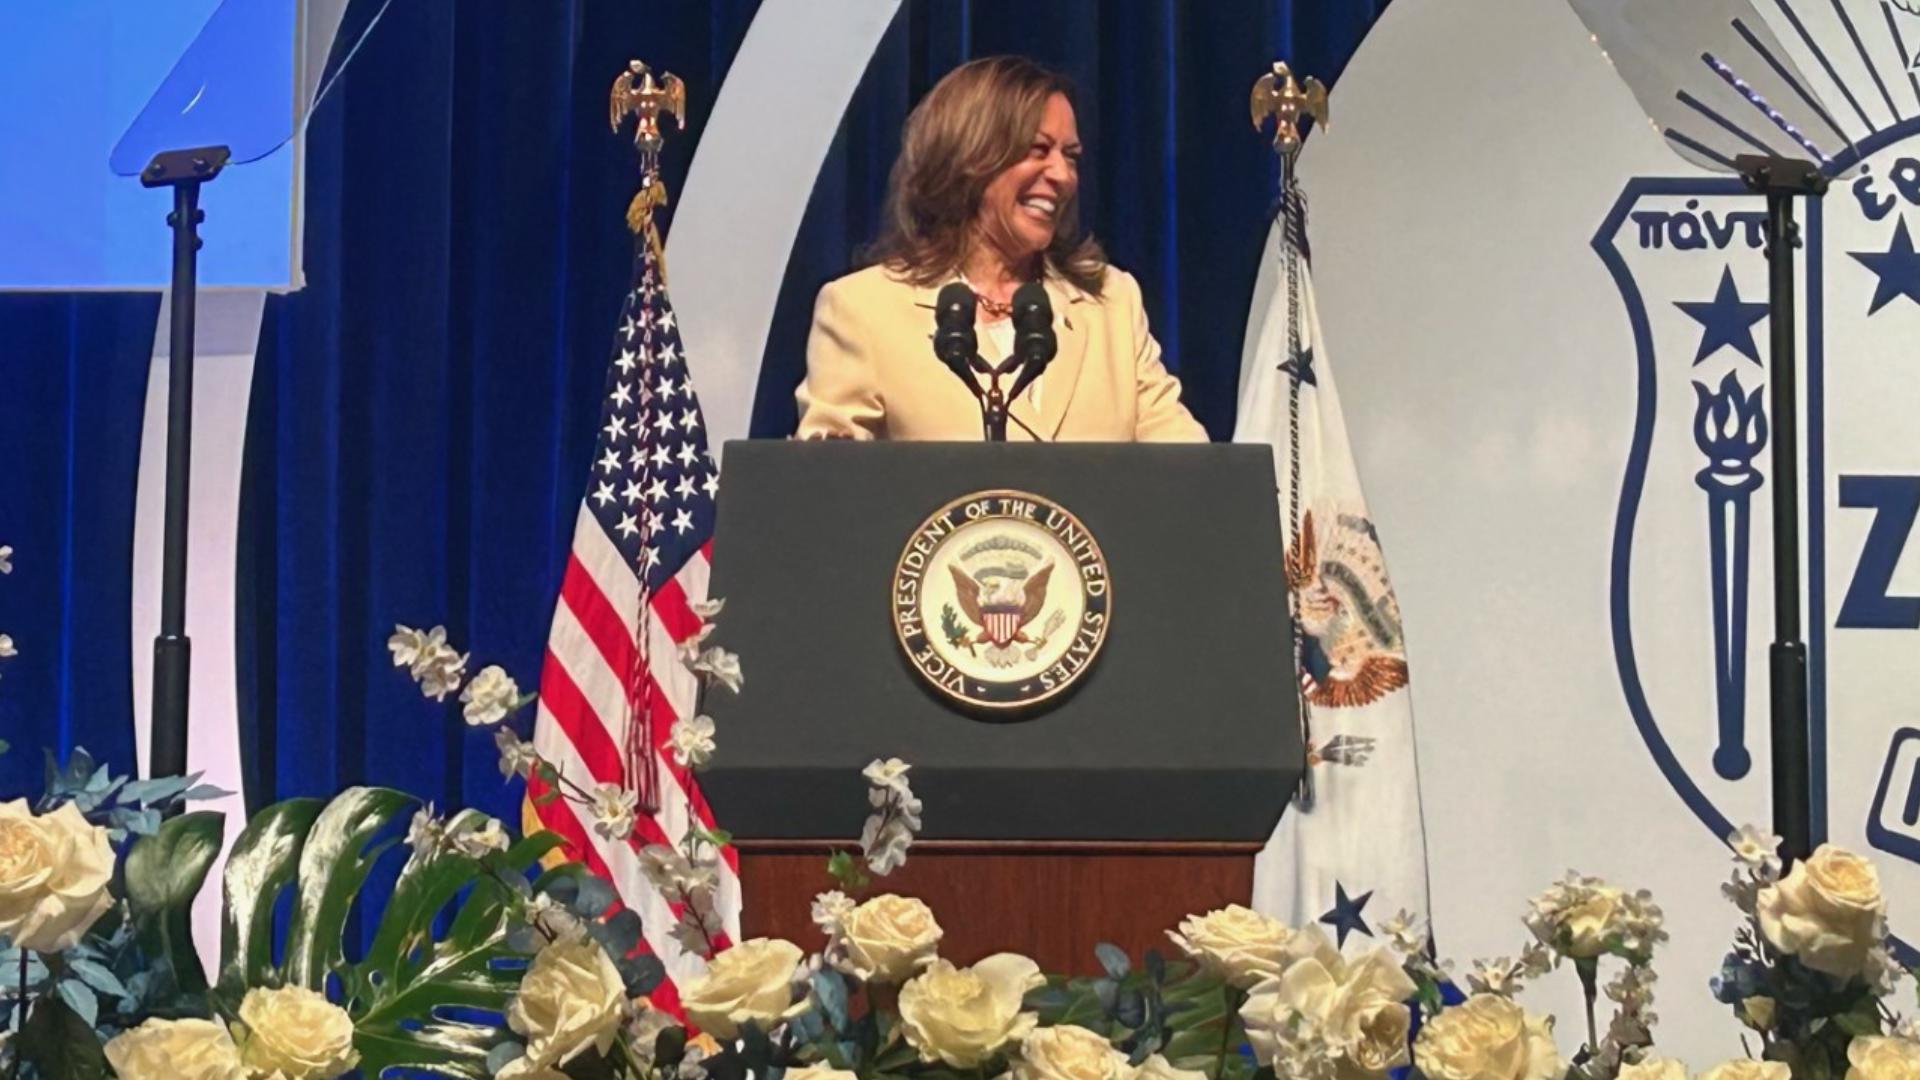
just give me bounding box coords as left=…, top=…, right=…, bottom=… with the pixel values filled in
left=526, top=223, right=741, bottom=1013
left=1235, top=190, right=1434, bottom=947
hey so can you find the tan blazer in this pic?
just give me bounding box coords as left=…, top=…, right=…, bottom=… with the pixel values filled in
left=795, top=263, right=1208, bottom=442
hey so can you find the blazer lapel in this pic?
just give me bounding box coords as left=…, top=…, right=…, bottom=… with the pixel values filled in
left=1036, top=275, right=1090, bottom=440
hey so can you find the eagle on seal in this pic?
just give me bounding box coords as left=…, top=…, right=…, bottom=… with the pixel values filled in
left=949, top=562, right=1055, bottom=668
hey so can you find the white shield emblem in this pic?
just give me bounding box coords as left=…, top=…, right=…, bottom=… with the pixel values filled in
left=1601, top=106, right=1920, bottom=958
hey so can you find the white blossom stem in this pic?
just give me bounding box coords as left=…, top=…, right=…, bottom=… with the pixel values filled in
left=1576, top=957, right=1600, bottom=1055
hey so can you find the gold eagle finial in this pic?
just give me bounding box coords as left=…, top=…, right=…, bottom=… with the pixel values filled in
left=609, top=60, right=687, bottom=271
left=1250, top=61, right=1329, bottom=157
left=609, top=60, right=686, bottom=154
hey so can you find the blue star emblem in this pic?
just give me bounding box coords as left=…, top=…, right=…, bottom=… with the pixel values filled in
left=1318, top=881, right=1374, bottom=946
left=1673, top=267, right=1769, bottom=365
left=1850, top=216, right=1920, bottom=315
left=1279, top=346, right=1317, bottom=386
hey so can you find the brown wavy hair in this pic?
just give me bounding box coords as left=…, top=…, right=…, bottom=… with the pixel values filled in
left=866, top=56, right=1107, bottom=296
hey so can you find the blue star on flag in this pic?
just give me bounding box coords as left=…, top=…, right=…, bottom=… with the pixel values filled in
left=1319, top=881, right=1374, bottom=946
left=1851, top=217, right=1920, bottom=315
left=1674, top=267, right=1768, bottom=365
left=1279, top=346, right=1316, bottom=386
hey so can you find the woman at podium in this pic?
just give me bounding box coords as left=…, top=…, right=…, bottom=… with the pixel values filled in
left=796, top=56, right=1208, bottom=443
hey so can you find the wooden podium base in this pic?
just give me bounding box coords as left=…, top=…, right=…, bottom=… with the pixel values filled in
left=736, top=840, right=1259, bottom=976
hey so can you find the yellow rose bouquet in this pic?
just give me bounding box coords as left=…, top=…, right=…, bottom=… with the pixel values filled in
left=1710, top=825, right=1908, bottom=1078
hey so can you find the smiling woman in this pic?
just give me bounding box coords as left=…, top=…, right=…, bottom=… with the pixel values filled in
left=795, top=55, right=1207, bottom=443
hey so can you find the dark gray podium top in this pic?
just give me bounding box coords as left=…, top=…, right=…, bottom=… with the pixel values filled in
left=702, top=441, right=1300, bottom=842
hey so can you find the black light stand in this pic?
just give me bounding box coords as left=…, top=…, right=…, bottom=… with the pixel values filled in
left=139, top=145, right=229, bottom=782
left=1735, top=153, right=1828, bottom=864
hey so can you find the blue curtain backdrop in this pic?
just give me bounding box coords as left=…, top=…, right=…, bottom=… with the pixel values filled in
left=0, top=0, right=1385, bottom=815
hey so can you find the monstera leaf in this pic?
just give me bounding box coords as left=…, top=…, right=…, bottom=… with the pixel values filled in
left=217, top=788, right=569, bottom=1080
left=124, top=809, right=226, bottom=995
left=347, top=812, right=567, bottom=1079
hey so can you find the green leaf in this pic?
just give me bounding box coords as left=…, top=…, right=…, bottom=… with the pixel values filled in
left=284, top=786, right=415, bottom=989
left=18, top=995, right=109, bottom=1080
left=219, top=796, right=325, bottom=996
left=689, top=819, right=732, bottom=848
left=872, top=1040, right=922, bottom=1072
left=125, top=809, right=225, bottom=994
left=350, top=1020, right=502, bottom=1080
left=350, top=828, right=567, bottom=1079
left=825, top=849, right=868, bottom=891
left=1031, top=979, right=1110, bottom=1029
left=1834, top=1007, right=1883, bottom=1037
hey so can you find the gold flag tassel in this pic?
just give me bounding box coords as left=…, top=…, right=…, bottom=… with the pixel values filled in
left=610, top=59, right=687, bottom=281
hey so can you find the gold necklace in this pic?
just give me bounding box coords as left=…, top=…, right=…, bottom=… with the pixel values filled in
left=961, top=273, right=1023, bottom=318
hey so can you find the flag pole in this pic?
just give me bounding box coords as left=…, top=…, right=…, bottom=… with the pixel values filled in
left=1252, top=62, right=1327, bottom=809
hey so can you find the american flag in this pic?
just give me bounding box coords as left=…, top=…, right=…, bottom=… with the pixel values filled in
left=527, top=228, right=741, bottom=1013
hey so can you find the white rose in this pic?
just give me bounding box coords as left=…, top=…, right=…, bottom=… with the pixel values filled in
left=1127, top=1053, right=1210, bottom=1080
left=1413, top=994, right=1561, bottom=1080
left=836, top=894, right=943, bottom=983
left=1013, top=1024, right=1128, bottom=1080
left=0, top=799, right=115, bottom=953
left=104, top=1018, right=247, bottom=1080
left=1618, top=1059, right=1690, bottom=1080
left=1756, top=844, right=1885, bottom=978
left=1697, top=1060, right=1791, bottom=1080
left=1848, top=1036, right=1920, bottom=1080
left=506, top=936, right=628, bottom=1069
left=899, top=954, right=1045, bottom=1068
left=1166, top=905, right=1297, bottom=989
left=1242, top=944, right=1415, bottom=1078
left=783, top=1068, right=860, bottom=1080
left=235, top=985, right=360, bottom=1080
left=680, top=938, right=808, bottom=1039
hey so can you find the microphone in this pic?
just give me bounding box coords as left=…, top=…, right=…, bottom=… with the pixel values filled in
left=932, top=282, right=980, bottom=383
left=1006, top=281, right=1056, bottom=401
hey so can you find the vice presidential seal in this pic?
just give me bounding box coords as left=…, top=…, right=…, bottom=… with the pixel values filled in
left=891, top=490, right=1112, bottom=712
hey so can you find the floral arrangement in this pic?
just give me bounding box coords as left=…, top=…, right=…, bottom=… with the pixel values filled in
left=2, top=534, right=1916, bottom=1080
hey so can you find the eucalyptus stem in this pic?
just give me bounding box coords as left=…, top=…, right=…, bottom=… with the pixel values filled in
left=11, top=947, right=24, bottom=1080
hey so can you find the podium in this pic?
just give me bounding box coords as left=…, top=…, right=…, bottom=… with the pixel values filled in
left=705, top=442, right=1301, bottom=972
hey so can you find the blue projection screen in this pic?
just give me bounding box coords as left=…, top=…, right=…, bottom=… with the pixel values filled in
left=0, top=1, right=298, bottom=289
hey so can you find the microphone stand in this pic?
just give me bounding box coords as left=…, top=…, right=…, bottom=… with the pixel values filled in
left=1735, top=154, right=1827, bottom=864
left=976, top=355, right=1021, bottom=442
left=141, top=145, right=230, bottom=784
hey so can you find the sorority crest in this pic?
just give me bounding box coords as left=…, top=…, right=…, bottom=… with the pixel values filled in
left=891, top=490, right=1111, bottom=712
left=1595, top=1, right=1920, bottom=956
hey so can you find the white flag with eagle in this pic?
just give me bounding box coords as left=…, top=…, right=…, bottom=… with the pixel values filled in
left=1235, top=184, right=1434, bottom=949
